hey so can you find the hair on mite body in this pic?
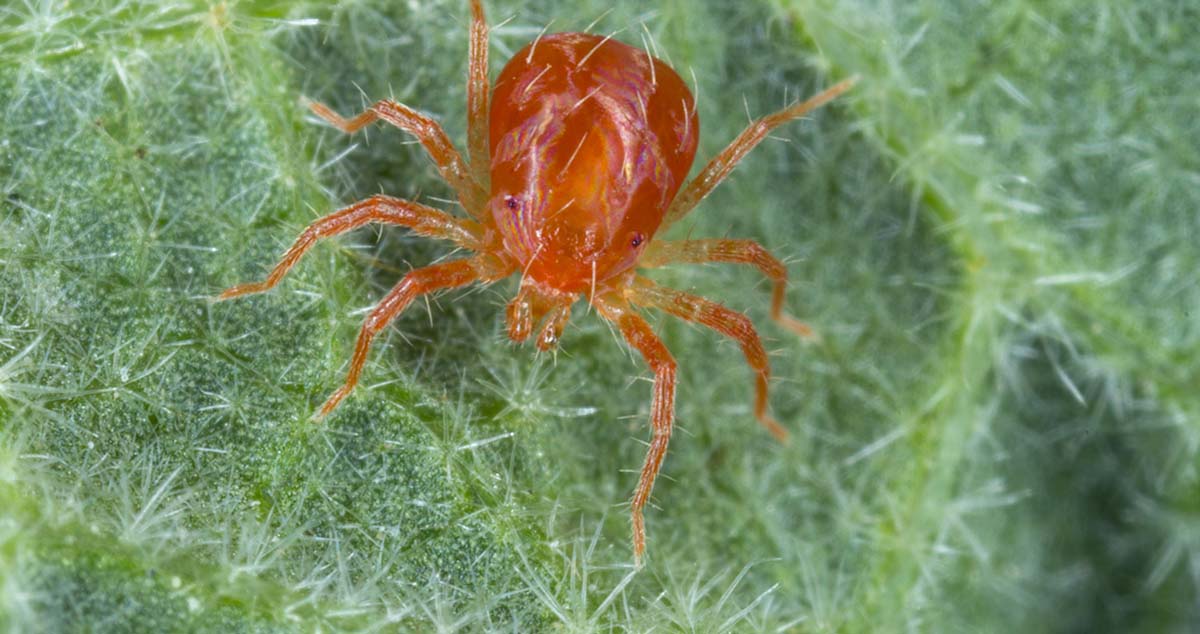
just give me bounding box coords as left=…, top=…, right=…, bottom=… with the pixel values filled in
left=215, top=0, right=856, bottom=566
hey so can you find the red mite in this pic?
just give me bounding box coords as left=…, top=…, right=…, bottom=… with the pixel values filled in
left=217, top=0, right=854, bottom=564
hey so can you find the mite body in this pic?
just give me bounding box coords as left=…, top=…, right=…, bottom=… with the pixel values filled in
left=489, top=32, right=697, bottom=294
left=217, top=0, right=855, bottom=564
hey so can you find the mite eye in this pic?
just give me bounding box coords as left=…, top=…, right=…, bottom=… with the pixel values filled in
left=504, top=195, right=520, bottom=210
left=630, top=233, right=645, bottom=248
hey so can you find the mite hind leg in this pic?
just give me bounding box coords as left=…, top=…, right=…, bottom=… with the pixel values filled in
left=466, top=0, right=491, bottom=187
left=661, top=77, right=857, bottom=227
left=215, top=195, right=481, bottom=302
left=629, top=276, right=790, bottom=442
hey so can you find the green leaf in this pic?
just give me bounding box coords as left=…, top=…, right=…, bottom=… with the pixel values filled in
left=1, top=0, right=1194, bottom=631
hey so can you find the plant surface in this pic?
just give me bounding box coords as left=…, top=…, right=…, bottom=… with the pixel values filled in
left=1, top=0, right=1196, bottom=631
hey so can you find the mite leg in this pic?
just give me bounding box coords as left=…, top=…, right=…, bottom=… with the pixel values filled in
left=640, top=239, right=815, bottom=338
left=316, top=257, right=494, bottom=418
left=629, top=277, right=789, bottom=442
left=595, top=297, right=677, bottom=566
left=662, top=77, right=857, bottom=227
left=307, top=100, right=487, bottom=216
left=467, top=0, right=491, bottom=187
left=215, top=195, right=482, bottom=301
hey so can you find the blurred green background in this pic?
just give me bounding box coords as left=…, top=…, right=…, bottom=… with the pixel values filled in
left=1, top=0, right=1196, bottom=631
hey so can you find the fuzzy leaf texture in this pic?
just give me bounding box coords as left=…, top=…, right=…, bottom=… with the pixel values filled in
left=1, top=0, right=1196, bottom=631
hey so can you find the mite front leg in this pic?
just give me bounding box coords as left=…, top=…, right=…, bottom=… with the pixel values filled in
left=315, top=257, right=496, bottom=418
left=215, top=195, right=482, bottom=301
left=307, top=100, right=487, bottom=215
left=630, top=276, right=790, bottom=442
left=641, top=238, right=816, bottom=339
left=467, top=0, right=491, bottom=188
left=596, top=297, right=677, bottom=566
left=661, top=77, right=857, bottom=227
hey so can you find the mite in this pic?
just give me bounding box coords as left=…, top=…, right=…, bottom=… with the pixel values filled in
left=216, top=0, right=855, bottom=564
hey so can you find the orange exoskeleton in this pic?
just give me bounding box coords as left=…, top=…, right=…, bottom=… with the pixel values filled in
left=216, top=0, right=855, bottom=565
